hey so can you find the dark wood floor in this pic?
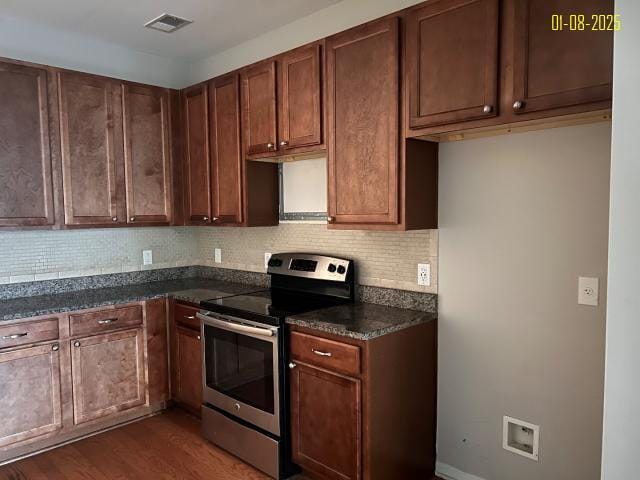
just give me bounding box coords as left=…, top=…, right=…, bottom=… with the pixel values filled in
left=0, top=409, right=444, bottom=480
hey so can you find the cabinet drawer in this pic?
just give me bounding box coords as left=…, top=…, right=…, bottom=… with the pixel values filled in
left=70, top=306, right=142, bottom=337
left=0, top=318, right=59, bottom=350
left=290, top=331, right=361, bottom=376
left=174, top=303, right=200, bottom=330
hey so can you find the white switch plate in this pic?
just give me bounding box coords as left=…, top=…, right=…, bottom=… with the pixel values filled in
left=142, top=250, right=153, bottom=265
left=578, top=276, right=599, bottom=306
left=418, top=263, right=431, bottom=286
left=214, top=248, right=222, bottom=264
left=265, top=252, right=272, bottom=269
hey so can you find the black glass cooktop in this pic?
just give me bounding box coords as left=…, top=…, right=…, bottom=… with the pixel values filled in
left=200, top=288, right=348, bottom=325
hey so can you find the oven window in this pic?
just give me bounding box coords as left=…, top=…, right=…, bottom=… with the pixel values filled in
left=203, top=324, right=275, bottom=414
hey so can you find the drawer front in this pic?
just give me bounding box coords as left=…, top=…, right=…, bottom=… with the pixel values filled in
left=0, top=318, right=59, bottom=350
left=290, top=331, right=361, bottom=376
left=174, top=303, right=200, bottom=330
left=70, top=306, right=143, bottom=337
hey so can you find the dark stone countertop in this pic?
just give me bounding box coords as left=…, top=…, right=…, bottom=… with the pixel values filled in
left=286, top=302, right=437, bottom=340
left=0, top=278, right=264, bottom=322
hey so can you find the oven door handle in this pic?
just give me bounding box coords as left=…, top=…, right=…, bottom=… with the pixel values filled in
left=196, top=313, right=275, bottom=338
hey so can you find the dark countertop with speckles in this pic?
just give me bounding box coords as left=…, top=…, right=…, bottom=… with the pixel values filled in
left=0, top=278, right=264, bottom=322
left=286, top=302, right=437, bottom=340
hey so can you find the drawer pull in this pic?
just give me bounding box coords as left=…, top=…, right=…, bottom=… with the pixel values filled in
left=97, top=318, right=117, bottom=325
left=312, top=349, right=332, bottom=357
left=2, top=332, right=28, bottom=340
left=186, top=316, right=196, bottom=320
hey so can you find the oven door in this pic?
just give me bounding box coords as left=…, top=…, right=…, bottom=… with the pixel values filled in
left=197, top=312, right=280, bottom=436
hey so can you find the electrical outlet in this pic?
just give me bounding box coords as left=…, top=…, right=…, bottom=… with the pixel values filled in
left=142, top=250, right=153, bottom=265
left=578, top=276, right=599, bottom=306
left=265, top=252, right=272, bottom=269
left=214, top=248, right=222, bottom=264
left=418, top=263, right=431, bottom=286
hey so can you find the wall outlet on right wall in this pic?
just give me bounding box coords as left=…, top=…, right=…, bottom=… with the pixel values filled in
left=578, top=276, right=599, bottom=306
left=418, top=263, right=431, bottom=286
left=214, top=248, right=222, bottom=264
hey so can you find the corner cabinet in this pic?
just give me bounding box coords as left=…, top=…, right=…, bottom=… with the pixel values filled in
left=0, top=60, right=57, bottom=227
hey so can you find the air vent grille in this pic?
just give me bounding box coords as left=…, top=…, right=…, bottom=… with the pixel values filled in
left=144, top=13, right=192, bottom=33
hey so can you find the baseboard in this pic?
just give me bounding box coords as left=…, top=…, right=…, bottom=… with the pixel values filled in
left=436, top=461, right=488, bottom=480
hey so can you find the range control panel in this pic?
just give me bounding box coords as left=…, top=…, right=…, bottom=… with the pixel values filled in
left=267, top=253, right=353, bottom=282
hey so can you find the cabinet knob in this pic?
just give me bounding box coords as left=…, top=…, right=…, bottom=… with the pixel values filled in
left=288, top=362, right=297, bottom=369
left=212, top=217, right=219, bottom=222
left=203, top=216, right=209, bottom=221
left=279, top=140, right=289, bottom=147
left=327, top=216, right=335, bottom=223
left=73, top=341, right=81, bottom=348
left=197, top=335, right=201, bottom=341
left=129, top=216, right=135, bottom=222
left=112, top=216, right=118, bottom=222
left=267, top=142, right=274, bottom=149
left=513, top=100, right=524, bottom=111
left=483, top=105, right=493, bottom=114
left=52, top=343, right=59, bottom=352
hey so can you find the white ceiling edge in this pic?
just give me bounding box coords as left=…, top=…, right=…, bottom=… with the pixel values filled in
left=0, top=15, right=190, bottom=88
left=187, top=0, right=425, bottom=87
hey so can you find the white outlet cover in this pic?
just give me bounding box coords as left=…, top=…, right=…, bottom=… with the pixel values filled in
left=214, top=248, right=222, bottom=264
left=418, top=263, right=431, bottom=286
left=578, top=276, right=599, bottom=306
left=142, top=250, right=153, bottom=265
left=265, top=252, right=272, bottom=269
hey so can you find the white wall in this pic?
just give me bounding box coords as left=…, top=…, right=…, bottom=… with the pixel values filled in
left=0, top=15, right=189, bottom=87
left=438, top=123, right=611, bottom=480
left=601, top=2, right=640, bottom=479
left=188, top=0, right=424, bottom=83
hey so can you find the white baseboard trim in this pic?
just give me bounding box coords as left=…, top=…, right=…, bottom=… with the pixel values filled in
left=436, top=462, right=488, bottom=480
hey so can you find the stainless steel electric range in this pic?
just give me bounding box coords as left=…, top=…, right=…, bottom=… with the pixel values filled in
left=197, top=253, right=355, bottom=479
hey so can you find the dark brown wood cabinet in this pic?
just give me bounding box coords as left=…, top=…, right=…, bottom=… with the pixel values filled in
left=70, top=328, right=146, bottom=425
left=58, top=72, right=125, bottom=226
left=510, top=0, right=614, bottom=114
left=170, top=302, right=203, bottom=415
left=0, top=343, right=62, bottom=448
left=0, top=60, right=57, bottom=227
left=241, top=60, right=278, bottom=159
left=183, top=83, right=212, bottom=224
left=209, top=74, right=244, bottom=225
left=123, top=83, right=172, bottom=225
left=291, top=362, right=361, bottom=480
left=278, top=43, right=323, bottom=152
left=406, top=0, right=499, bottom=128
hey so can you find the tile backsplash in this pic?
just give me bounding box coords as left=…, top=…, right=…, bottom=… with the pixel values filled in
left=0, top=224, right=437, bottom=293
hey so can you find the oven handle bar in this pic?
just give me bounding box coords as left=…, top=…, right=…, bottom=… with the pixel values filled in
left=196, top=313, right=275, bottom=338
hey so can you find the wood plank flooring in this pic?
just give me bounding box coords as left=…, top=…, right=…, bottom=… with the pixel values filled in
left=0, top=409, right=443, bottom=480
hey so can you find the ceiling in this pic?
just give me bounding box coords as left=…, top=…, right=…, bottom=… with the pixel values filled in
left=0, top=0, right=343, bottom=60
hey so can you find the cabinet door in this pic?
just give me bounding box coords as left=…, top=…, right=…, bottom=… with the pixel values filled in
left=174, top=326, right=202, bottom=413
left=123, top=84, right=172, bottom=225
left=327, top=17, right=400, bottom=227
left=183, top=84, right=211, bottom=224
left=59, top=72, right=125, bottom=226
left=407, top=0, right=499, bottom=128
left=71, top=328, right=146, bottom=425
left=0, top=343, right=62, bottom=448
left=209, top=75, right=243, bottom=225
left=0, top=61, right=55, bottom=227
left=279, top=43, right=323, bottom=151
left=291, top=362, right=361, bottom=480
left=512, top=0, right=614, bottom=114
left=241, top=60, right=278, bottom=158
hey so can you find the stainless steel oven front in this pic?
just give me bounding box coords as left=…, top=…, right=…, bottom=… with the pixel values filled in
left=197, top=312, right=280, bottom=436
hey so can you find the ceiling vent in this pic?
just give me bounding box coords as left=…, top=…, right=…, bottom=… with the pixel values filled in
left=144, top=13, right=193, bottom=33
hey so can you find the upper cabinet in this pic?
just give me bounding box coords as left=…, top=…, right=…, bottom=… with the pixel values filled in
left=183, top=83, right=212, bottom=224
left=58, top=72, right=125, bottom=226
left=406, top=0, right=499, bottom=128
left=278, top=43, right=323, bottom=152
left=241, top=60, right=278, bottom=159
left=122, top=84, right=172, bottom=226
left=0, top=60, right=57, bottom=227
left=510, top=0, right=614, bottom=115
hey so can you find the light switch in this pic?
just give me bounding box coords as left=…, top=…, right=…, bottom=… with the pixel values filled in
left=578, top=276, right=599, bottom=306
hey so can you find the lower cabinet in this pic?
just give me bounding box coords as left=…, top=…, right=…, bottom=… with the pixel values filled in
left=0, top=342, right=63, bottom=448
left=170, top=301, right=203, bottom=415
left=290, top=362, right=361, bottom=480
left=71, top=328, right=146, bottom=425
